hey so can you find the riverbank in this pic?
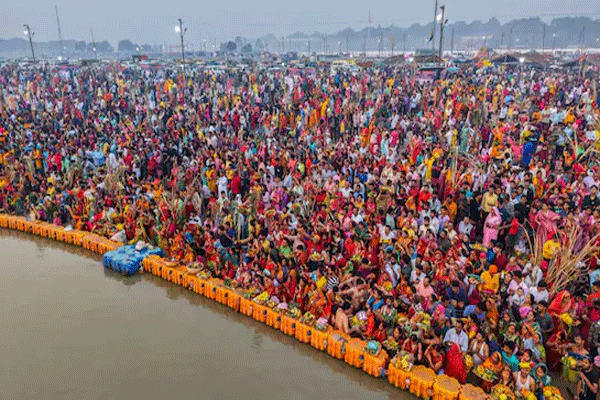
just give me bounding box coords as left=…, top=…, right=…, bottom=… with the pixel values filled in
left=0, top=229, right=411, bottom=400
left=0, top=214, right=565, bottom=400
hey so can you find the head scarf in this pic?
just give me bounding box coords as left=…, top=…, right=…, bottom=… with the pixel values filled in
left=547, top=290, right=572, bottom=316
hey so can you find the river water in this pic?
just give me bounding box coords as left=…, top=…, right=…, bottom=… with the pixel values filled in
left=0, top=230, right=414, bottom=400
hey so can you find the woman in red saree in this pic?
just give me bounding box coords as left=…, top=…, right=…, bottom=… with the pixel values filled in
left=547, top=291, right=573, bottom=331
left=444, top=343, right=467, bottom=383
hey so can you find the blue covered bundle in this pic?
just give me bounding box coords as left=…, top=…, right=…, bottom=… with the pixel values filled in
left=102, top=245, right=163, bottom=276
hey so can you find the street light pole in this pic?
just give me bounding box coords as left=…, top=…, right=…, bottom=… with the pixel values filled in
left=90, top=28, right=98, bottom=59
left=437, top=5, right=445, bottom=66
left=542, top=24, right=546, bottom=53
left=177, top=18, right=186, bottom=75
left=431, top=0, right=438, bottom=52
left=23, top=24, right=35, bottom=62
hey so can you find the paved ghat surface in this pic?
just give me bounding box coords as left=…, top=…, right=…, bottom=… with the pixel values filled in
left=0, top=230, right=414, bottom=400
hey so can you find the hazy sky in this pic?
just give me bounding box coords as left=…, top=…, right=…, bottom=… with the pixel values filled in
left=2, top=0, right=599, bottom=47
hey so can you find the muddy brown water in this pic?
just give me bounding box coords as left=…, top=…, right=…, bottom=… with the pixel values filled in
left=0, top=229, right=416, bottom=400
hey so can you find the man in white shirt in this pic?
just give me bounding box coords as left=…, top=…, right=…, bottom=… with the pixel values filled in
left=384, top=256, right=402, bottom=287
left=217, top=172, right=228, bottom=198
left=443, top=320, right=469, bottom=353
left=410, top=266, right=426, bottom=284
left=508, top=271, right=529, bottom=296
left=351, top=209, right=364, bottom=225
left=529, top=281, right=549, bottom=304
left=458, top=217, right=473, bottom=237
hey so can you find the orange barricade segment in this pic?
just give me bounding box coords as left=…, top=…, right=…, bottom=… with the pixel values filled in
left=252, top=303, right=268, bottom=323
left=194, top=279, right=207, bottom=296
left=215, top=285, right=229, bottom=305
left=171, top=265, right=187, bottom=286
left=310, top=328, right=329, bottom=351
left=459, top=384, right=488, bottom=400
left=409, top=365, right=437, bottom=398
left=388, top=363, right=412, bottom=389
left=204, top=280, right=217, bottom=299
left=239, top=297, right=253, bottom=316
left=363, top=349, right=389, bottom=378
left=433, top=374, right=461, bottom=400
left=294, top=322, right=313, bottom=343
left=344, top=338, right=365, bottom=368
left=280, top=315, right=297, bottom=336
left=265, top=308, right=281, bottom=329
left=226, top=290, right=241, bottom=311
left=327, top=331, right=348, bottom=359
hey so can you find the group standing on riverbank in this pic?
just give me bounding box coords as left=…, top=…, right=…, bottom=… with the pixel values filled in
left=1, top=59, right=600, bottom=396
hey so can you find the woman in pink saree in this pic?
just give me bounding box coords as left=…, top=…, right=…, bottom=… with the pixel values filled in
left=483, top=207, right=502, bottom=248
left=534, top=202, right=560, bottom=241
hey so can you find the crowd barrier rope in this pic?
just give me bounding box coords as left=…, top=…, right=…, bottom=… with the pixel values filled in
left=0, top=213, right=567, bottom=400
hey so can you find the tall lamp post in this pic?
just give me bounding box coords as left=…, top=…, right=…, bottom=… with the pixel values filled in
left=437, top=6, right=446, bottom=66
left=23, top=24, right=35, bottom=62
left=90, top=28, right=98, bottom=60
left=175, top=19, right=187, bottom=74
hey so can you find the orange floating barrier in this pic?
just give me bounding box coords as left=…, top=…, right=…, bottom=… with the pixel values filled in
left=55, top=228, right=67, bottom=242
left=363, top=349, right=389, bottom=378
left=294, top=322, right=313, bottom=344
left=280, top=315, right=297, bottom=336
left=74, top=231, right=86, bottom=246
left=21, top=220, right=34, bottom=234
left=171, top=265, right=187, bottom=286
left=265, top=308, right=281, bottom=329
left=47, top=226, right=58, bottom=240
left=0, top=214, right=8, bottom=228
left=151, top=258, right=164, bottom=277
left=194, top=278, right=207, bottom=296
left=310, top=328, right=329, bottom=351
left=215, top=285, right=229, bottom=305
left=226, top=289, right=241, bottom=311
left=63, top=230, right=74, bottom=244
left=204, top=280, right=218, bottom=299
left=344, top=338, right=365, bottom=368
left=409, top=365, right=437, bottom=398
left=183, top=273, right=198, bottom=291
left=239, top=297, right=253, bottom=316
left=161, top=264, right=175, bottom=281
left=81, top=234, right=91, bottom=250
left=15, top=217, right=26, bottom=230
left=142, top=256, right=157, bottom=273
left=459, top=384, right=488, bottom=400
left=252, top=303, right=268, bottom=323
left=90, top=235, right=102, bottom=253
left=433, top=374, right=461, bottom=400
left=327, top=331, right=348, bottom=359
left=7, top=216, right=18, bottom=230
left=15, top=217, right=26, bottom=231
left=41, top=224, right=52, bottom=238
left=32, top=222, right=42, bottom=236
left=388, top=363, right=412, bottom=389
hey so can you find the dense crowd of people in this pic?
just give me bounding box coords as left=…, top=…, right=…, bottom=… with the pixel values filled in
left=1, top=59, right=600, bottom=396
